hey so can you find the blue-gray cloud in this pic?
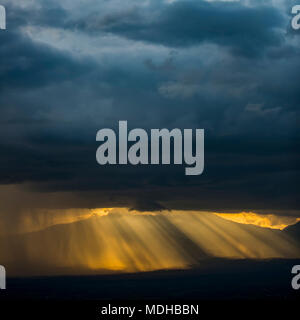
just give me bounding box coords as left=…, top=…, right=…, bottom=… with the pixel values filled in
left=0, top=0, right=299, bottom=213
left=77, top=0, right=285, bottom=57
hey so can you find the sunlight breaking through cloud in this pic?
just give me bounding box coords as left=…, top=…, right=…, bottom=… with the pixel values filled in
left=214, top=212, right=300, bottom=230
left=0, top=209, right=299, bottom=276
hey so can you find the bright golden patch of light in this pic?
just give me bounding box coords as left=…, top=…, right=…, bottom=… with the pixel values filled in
left=90, top=208, right=113, bottom=217
left=8, top=208, right=115, bottom=235
left=214, top=212, right=300, bottom=230
left=1, top=209, right=299, bottom=276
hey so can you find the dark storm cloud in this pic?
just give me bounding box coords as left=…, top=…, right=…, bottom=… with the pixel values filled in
left=0, top=32, right=93, bottom=91
left=79, top=0, right=284, bottom=57
left=0, top=0, right=299, bottom=214
left=130, top=199, right=169, bottom=212
left=3, top=0, right=67, bottom=29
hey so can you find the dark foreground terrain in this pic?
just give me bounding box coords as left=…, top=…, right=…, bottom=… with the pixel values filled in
left=1, top=258, right=299, bottom=301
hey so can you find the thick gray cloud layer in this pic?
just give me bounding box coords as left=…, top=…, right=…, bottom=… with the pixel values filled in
left=0, top=0, right=299, bottom=212
left=79, top=0, right=284, bottom=57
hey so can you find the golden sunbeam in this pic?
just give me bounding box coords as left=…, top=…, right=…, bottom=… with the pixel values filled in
left=214, top=212, right=300, bottom=230
left=0, top=209, right=299, bottom=277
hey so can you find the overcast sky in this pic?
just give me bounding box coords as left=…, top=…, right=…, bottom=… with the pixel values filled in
left=0, top=0, right=299, bottom=216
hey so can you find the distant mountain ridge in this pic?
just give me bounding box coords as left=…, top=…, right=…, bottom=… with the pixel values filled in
left=284, top=221, right=300, bottom=242
left=0, top=213, right=299, bottom=277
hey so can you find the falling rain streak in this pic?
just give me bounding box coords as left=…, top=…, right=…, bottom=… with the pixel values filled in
left=0, top=209, right=299, bottom=276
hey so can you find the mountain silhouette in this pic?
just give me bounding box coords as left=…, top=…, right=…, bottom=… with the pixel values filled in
left=284, top=221, right=300, bottom=243
left=1, top=212, right=299, bottom=277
